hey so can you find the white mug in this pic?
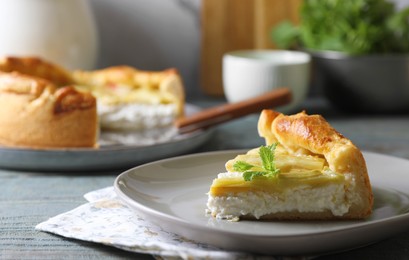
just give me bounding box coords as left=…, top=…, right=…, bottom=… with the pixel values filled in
left=0, top=0, right=99, bottom=70
left=223, top=50, right=311, bottom=112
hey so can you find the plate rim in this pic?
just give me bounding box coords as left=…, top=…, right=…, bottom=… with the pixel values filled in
left=114, top=150, right=409, bottom=255
left=0, top=103, right=204, bottom=153
left=0, top=103, right=214, bottom=171
left=0, top=128, right=207, bottom=153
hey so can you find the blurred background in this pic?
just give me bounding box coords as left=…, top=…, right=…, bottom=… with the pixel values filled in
left=90, top=0, right=408, bottom=101
left=1, top=0, right=407, bottom=103
left=90, top=0, right=201, bottom=99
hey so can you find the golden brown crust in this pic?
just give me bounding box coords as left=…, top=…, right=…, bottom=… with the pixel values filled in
left=257, top=109, right=373, bottom=219
left=74, top=66, right=179, bottom=85
left=72, top=66, right=185, bottom=116
left=0, top=71, right=49, bottom=98
left=0, top=72, right=97, bottom=148
left=54, top=86, right=96, bottom=114
left=73, top=66, right=138, bottom=86
left=0, top=56, right=74, bottom=86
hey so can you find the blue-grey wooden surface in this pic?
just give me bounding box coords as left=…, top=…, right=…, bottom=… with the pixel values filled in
left=1, top=97, right=409, bottom=260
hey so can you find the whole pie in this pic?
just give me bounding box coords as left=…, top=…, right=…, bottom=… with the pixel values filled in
left=0, top=56, right=186, bottom=148
left=207, top=109, right=373, bottom=220
left=0, top=71, right=97, bottom=148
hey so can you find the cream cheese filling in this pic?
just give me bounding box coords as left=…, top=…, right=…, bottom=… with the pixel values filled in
left=207, top=171, right=354, bottom=220
left=97, top=103, right=177, bottom=130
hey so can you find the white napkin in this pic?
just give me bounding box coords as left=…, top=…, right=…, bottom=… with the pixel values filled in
left=36, top=187, right=308, bottom=260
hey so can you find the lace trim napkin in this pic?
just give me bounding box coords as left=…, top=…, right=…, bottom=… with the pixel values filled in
left=36, top=187, right=308, bottom=260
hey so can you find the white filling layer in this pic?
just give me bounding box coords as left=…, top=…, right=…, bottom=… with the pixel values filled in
left=207, top=172, right=353, bottom=220
left=98, top=103, right=177, bottom=130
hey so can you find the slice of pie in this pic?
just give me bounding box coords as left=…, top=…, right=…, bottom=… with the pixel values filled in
left=72, top=66, right=185, bottom=131
left=207, top=109, right=373, bottom=220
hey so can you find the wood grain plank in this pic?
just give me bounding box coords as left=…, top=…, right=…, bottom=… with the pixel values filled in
left=200, top=0, right=302, bottom=96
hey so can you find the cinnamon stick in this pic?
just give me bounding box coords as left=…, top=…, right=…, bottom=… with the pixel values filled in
left=175, top=88, right=292, bottom=134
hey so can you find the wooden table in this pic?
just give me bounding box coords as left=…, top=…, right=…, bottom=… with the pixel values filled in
left=2, top=97, right=409, bottom=259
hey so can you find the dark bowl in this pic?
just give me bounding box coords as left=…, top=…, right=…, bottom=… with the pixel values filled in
left=310, top=50, right=409, bottom=113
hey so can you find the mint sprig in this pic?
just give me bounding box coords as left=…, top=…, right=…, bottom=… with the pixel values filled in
left=271, top=0, right=409, bottom=55
left=233, top=143, right=280, bottom=181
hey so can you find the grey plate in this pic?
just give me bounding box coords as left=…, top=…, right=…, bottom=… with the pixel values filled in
left=114, top=151, right=409, bottom=256
left=0, top=104, right=213, bottom=172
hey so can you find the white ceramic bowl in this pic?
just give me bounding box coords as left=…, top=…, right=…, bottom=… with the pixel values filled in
left=222, top=50, right=311, bottom=112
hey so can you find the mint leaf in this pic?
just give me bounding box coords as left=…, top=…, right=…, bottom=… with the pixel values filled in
left=259, top=143, right=278, bottom=172
left=243, top=171, right=265, bottom=181
left=233, top=143, right=280, bottom=181
left=233, top=161, right=254, bottom=172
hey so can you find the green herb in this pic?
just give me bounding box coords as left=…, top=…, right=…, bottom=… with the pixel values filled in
left=271, top=0, right=409, bottom=55
left=233, top=143, right=280, bottom=181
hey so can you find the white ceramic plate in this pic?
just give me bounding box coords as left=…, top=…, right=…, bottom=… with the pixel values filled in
left=114, top=151, right=409, bottom=256
left=0, top=104, right=213, bottom=172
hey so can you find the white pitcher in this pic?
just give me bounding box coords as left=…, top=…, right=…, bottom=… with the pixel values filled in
left=0, top=0, right=98, bottom=70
